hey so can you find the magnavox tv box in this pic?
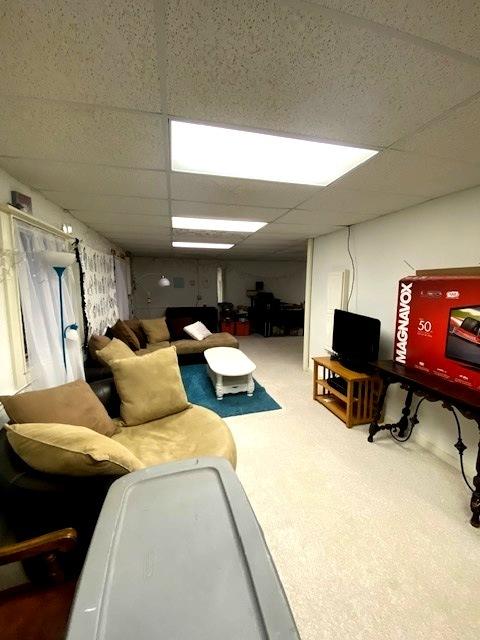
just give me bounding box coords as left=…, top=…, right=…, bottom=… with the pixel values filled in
left=394, top=275, right=480, bottom=389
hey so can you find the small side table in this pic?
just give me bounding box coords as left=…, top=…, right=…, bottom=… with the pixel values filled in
left=312, top=356, right=380, bottom=428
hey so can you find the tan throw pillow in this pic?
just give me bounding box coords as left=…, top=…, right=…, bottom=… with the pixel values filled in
left=88, top=334, right=111, bottom=361
left=109, top=346, right=189, bottom=426
left=5, top=423, right=144, bottom=476
left=111, top=319, right=140, bottom=351
left=0, top=380, right=117, bottom=437
left=140, top=317, right=170, bottom=344
left=96, top=338, right=136, bottom=367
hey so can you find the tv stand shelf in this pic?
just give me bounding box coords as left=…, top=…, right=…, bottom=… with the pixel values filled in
left=312, top=356, right=380, bottom=428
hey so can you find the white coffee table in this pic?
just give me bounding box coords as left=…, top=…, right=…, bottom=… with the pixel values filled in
left=204, top=347, right=256, bottom=400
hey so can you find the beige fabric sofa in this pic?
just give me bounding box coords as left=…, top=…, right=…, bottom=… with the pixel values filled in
left=112, top=404, right=236, bottom=468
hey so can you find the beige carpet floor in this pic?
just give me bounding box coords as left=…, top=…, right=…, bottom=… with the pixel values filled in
left=226, top=336, right=479, bottom=640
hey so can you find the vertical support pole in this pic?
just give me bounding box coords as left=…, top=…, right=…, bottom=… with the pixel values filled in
left=302, top=238, right=314, bottom=371
left=53, top=267, right=66, bottom=370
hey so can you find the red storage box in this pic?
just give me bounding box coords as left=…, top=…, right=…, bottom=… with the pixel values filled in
left=235, top=321, right=250, bottom=336
left=394, top=275, right=480, bottom=389
left=220, top=320, right=235, bottom=334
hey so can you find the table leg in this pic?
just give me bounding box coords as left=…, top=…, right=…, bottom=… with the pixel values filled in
left=394, top=389, right=414, bottom=438
left=470, top=423, right=480, bottom=528
left=247, top=374, right=254, bottom=397
left=216, top=374, right=224, bottom=400
left=368, top=380, right=389, bottom=442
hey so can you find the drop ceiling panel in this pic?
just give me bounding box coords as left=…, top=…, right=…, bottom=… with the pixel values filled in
left=0, top=159, right=168, bottom=198
left=107, top=234, right=172, bottom=246
left=316, top=0, right=480, bottom=59
left=41, top=193, right=170, bottom=216
left=166, top=0, right=480, bottom=147
left=394, top=96, right=480, bottom=164
left=255, top=223, right=326, bottom=238
left=336, top=150, right=480, bottom=197
left=0, top=98, right=166, bottom=170
left=170, top=200, right=286, bottom=222
left=0, top=0, right=162, bottom=111
left=296, top=187, right=425, bottom=216
left=170, top=173, right=317, bottom=208
left=171, top=229, right=248, bottom=244
left=239, top=236, right=300, bottom=248
left=91, top=218, right=172, bottom=232
left=74, top=213, right=170, bottom=228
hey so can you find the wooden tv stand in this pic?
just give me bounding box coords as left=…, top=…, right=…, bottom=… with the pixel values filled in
left=312, top=356, right=380, bottom=428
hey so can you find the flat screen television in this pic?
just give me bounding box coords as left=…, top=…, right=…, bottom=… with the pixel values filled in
left=332, top=309, right=381, bottom=370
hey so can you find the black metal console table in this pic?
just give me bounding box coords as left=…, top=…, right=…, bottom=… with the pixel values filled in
left=368, top=360, right=480, bottom=528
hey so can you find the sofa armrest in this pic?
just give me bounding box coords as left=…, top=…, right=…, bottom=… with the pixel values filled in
left=0, top=528, right=77, bottom=567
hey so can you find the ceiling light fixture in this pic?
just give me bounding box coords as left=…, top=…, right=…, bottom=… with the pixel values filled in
left=172, top=217, right=266, bottom=233
left=170, top=120, right=378, bottom=186
left=172, top=241, right=234, bottom=250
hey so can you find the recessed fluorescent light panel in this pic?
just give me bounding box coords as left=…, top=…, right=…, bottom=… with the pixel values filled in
left=170, top=120, right=378, bottom=186
left=172, top=241, right=234, bottom=250
left=172, top=217, right=266, bottom=233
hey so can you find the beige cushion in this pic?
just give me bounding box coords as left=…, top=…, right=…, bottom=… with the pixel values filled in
left=88, top=334, right=111, bottom=361
left=109, top=346, right=189, bottom=426
left=172, top=332, right=239, bottom=354
left=6, top=423, right=144, bottom=476
left=113, top=404, right=236, bottom=468
left=96, top=338, right=136, bottom=366
left=136, top=342, right=170, bottom=356
left=0, top=380, right=118, bottom=437
left=140, top=317, right=170, bottom=344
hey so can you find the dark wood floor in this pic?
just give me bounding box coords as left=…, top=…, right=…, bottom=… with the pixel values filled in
left=0, top=579, right=76, bottom=640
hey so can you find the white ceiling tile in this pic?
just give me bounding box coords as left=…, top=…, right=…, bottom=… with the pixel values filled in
left=170, top=200, right=286, bottom=222
left=172, top=231, right=247, bottom=244
left=166, top=0, right=480, bottom=147
left=0, top=159, right=168, bottom=198
left=0, top=98, right=166, bottom=169
left=336, top=150, right=480, bottom=197
left=74, top=214, right=170, bottom=228
left=316, top=1, right=480, bottom=59
left=297, top=187, right=425, bottom=216
left=395, top=96, right=480, bottom=164
left=0, top=0, right=163, bottom=110
left=255, top=223, right=326, bottom=238
left=170, top=172, right=318, bottom=208
left=41, top=192, right=169, bottom=216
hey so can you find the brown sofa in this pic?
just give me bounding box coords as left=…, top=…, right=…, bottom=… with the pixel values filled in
left=86, top=307, right=239, bottom=381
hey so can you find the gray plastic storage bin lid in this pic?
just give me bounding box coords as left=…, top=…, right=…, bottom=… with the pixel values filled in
left=67, top=457, right=300, bottom=639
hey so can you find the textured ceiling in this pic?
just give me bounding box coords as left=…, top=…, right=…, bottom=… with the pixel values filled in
left=0, top=0, right=479, bottom=260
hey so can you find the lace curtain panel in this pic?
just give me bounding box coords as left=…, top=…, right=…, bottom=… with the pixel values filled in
left=78, top=242, right=119, bottom=338
left=14, top=221, right=85, bottom=389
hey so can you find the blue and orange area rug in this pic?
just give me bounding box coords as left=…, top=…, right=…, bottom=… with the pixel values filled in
left=180, top=364, right=281, bottom=418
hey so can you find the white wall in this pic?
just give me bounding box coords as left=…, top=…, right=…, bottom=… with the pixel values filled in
left=0, top=167, right=123, bottom=396
left=131, top=257, right=306, bottom=318
left=309, top=185, right=480, bottom=476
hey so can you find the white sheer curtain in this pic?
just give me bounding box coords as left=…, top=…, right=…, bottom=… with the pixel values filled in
left=114, top=256, right=130, bottom=320
left=14, top=221, right=85, bottom=389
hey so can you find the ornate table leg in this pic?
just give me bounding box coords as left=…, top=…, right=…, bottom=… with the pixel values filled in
left=368, top=379, right=390, bottom=442
left=394, top=389, right=414, bottom=438
left=470, top=423, right=480, bottom=528
left=246, top=373, right=254, bottom=397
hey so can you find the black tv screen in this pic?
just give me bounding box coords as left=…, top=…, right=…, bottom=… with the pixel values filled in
left=332, top=309, right=381, bottom=366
